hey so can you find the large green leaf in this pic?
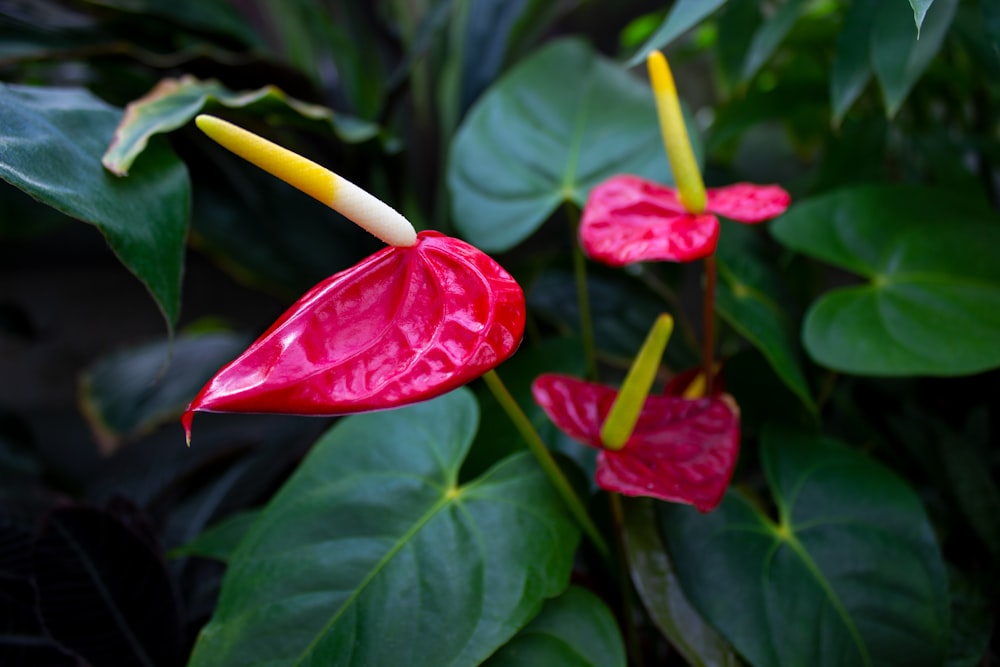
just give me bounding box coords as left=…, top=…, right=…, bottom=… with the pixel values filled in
left=625, top=0, right=727, bottom=66
left=872, top=0, right=958, bottom=117
left=103, top=76, right=378, bottom=176
left=482, top=586, right=625, bottom=667
left=449, top=38, right=688, bottom=252
left=0, top=84, right=189, bottom=333
left=622, top=499, right=739, bottom=667
left=771, top=185, right=1000, bottom=376
left=662, top=429, right=950, bottom=667
left=189, top=388, right=580, bottom=667
left=715, top=222, right=815, bottom=412
left=830, top=0, right=877, bottom=124
left=909, top=0, right=936, bottom=34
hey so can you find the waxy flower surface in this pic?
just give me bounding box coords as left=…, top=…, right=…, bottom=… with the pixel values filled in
left=183, top=116, right=525, bottom=441
left=532, top=373, right=739, bottom=512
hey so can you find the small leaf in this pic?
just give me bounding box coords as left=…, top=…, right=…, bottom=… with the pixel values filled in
left=663, top=429, right=950, bottom=667
left=188, top=388, right=580, bottom=667
left=0, top=84, right=189, bottom=334
left=79, top=331, right=252, bottom=454
left=625, top=0, right=728, bottom=66
left=482, top=586, right=626, bottom=667
left=741, top=0, right=812, bottom=82
left=872, top=0, right=959, bottom=117
left=771, top=185, right=1000, bottom=376
left=103, top=75, right=378, bottom=176
left=830, top=0, right=878, bottom=123
left=621, top=499, right=740, bottom=667
left=32, top=507, right=185, bottom=667
left=449, top=38, right=697, bottom=252
left=170, top=509, right=261, bottom=562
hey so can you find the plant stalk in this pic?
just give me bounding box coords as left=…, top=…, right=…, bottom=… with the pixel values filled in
left=568, top=205, right=599, bottom=380
left=482, top=370, right=611, bottom=562
left=702, top=254, right=717, bottom=391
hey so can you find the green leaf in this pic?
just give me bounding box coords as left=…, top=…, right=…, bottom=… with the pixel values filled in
left=0, top=84, right=189, bottom=334
left=188, top=388, right=580, bottom=667
left=663, top=429, right=950, bottom=667
left=79, top=332, right=252, bottom=453
left=103, top=75, right=378, bottom=175
left=715, top=223, right=815, bottom=412
left=771, top=185, right=1000, bottom=376
left=449, top=38, right=696, bottom=252
left=625, top=0, right=727, bottom=66
left=170, top=510, right=261, bottom=562
left=622, top=499, right=740, bottom=667
left=830, top=0, right=877, bottom=123
left=945, top=570, right=994, bottom=667
left=910, top=0, right=936, bottom=34
left=740, top=0, right=812, bottom=82
left=715, top=0, right=762, bottom=91
left=482, top=586, right=626, bottom=667
left=87, top=0, right=262, bottom=45
left=872, top=0, right=958, bottom=117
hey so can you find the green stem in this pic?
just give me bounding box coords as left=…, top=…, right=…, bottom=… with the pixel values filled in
left=567, top=205, right=598, bottom=380
left=702, top=254, right=717, bottom=391
left=609, top=493, right=644, bottom=667
left=482, top=370, right=611, bottom=562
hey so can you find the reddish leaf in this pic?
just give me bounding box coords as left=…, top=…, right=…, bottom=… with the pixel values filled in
left=184, top=231, right=525, bottom=433
left=704, top=183, right=791, bottom=223
left=532, top=374, right=740, bottom=511
left=580, top=175, right=719, bottom=265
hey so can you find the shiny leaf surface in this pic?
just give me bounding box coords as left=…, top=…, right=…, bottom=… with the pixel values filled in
left=626, top=0, right=727, bottom=66
left=184, top=231, right=525, bottom=433
left=662, top=429, right=949, bottom=667
left=532, top=374, right=739, bottom=511
left=189, top=388, right=581, bottom=667
left=0, top=84, right=189, bottom=333
left=771, top=185, right=1000, bottom=375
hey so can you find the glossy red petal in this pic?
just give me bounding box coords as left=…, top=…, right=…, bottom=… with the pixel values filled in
left=532, top=374, right=740, bottom=511
left=580, top=174, right=719, bottom=265
left=184, top=231, right=525, bottom=429
left=704, top=183, right=791, bottom=223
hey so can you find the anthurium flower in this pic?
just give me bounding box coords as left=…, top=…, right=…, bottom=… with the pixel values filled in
left=579, top=51, right=790, bottom=266
left=531, top=314, right=739, bottom=511
left=183, top=116, right=525, bottom=441
left=532, top=374, right=739, bottom=511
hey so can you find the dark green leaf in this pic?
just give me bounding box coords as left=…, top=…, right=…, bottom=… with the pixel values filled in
left=663, top=429, right=950, bottom=667
left=79, top=332, right=252, bottom=453
left=985, top=0, right=1000, bottom=53
left=0, top=84, right=189, bottom=334
left=771, top=185, right=1000, bottom=376
left=103, top=76, right=377, bottom=176
left=830, top=0, right=877, bottom=123
left=872, top=0, right=958, bottom=117
left=715, top=0, right=761, bottom=91
left=625, top=0, right=727, bottom=66
left=622, top=499, right=739, bottom=667
left=939, top=431, right=1000, bottom=556
left=188, top=388, right=580, bottom=667
left=945, top=570, right=994, bottom=667
left=170, top=509, right=261, bottom=562
left=449, top=38, right=694, bottom=252
left=715, top=223, right=815, bottom=412
left=482, top=586, right=626, bottom=667
left=88, top=0, right=261, bottom=44
left=741, top=0, right=812, bottom=82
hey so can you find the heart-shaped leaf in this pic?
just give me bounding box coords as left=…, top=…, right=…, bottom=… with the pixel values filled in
left=872, top=0, right=958, bottom=117
left=771, top=185, right=1000, bottom=376
left=188, top=388, right=580, bottom=667
left=0, top=84, right=189, bottom=334
left=621, top=499, right=739, bottom=667
left=481, top=586, right=626, bottom=667
left=184, top=231, right=525, bottom=434
left=103, top=75, right=378, bottom=176
left=449, top=38, right=695, bottom=252
left=662, top=429, right=949, bottom=667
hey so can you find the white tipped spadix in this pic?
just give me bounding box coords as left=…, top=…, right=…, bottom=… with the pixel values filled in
left=194, top=115, right=417, bottom=247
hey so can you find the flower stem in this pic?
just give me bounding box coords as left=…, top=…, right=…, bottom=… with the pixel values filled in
left=482, top=370, right=611, bottom=562
left=702, top=254, right=717, bottom=392
left=567, top=205, right=598, bottom=380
